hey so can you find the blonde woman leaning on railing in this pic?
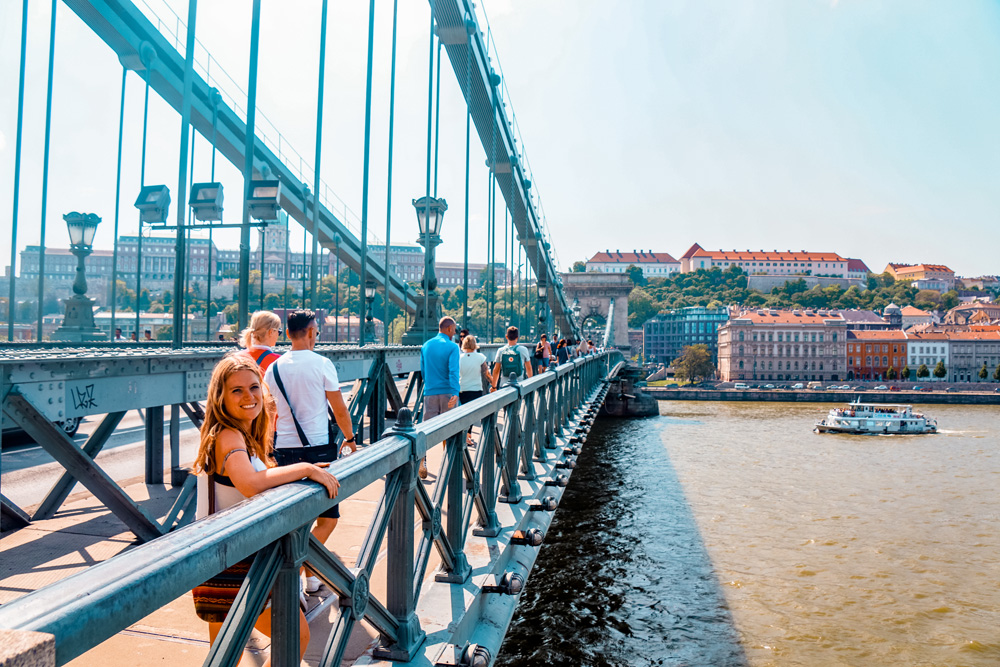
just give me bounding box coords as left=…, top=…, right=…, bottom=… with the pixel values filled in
left=191, top=354, right=339, bottom=665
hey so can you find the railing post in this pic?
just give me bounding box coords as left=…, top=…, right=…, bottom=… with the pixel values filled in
left=271, top=525, right=310, bottom=667
left=498, top=385, right=522, bottom=504
left=436, top=433, right=471, bottom=583
left=473, top=412, right=501, bottom=537
left=144, top=406, right=164, bottom=484
left=543, top=379, right=557, bottom=448
left=376, top=414, right=426, bottom=661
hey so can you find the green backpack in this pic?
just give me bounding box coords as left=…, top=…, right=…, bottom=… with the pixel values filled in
left=499, top=346, right=523, bottom=379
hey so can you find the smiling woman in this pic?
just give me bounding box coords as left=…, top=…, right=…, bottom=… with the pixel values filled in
left=190, top=353, right=341, bottom=662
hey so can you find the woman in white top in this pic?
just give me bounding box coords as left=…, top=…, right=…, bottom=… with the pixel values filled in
left=458, top=336, right=490, bottom=445
left=192, top=354, right=339, bottom=664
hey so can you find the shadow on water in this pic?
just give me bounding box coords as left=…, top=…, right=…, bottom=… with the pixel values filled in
left=496, top=416, right=749, bottom=667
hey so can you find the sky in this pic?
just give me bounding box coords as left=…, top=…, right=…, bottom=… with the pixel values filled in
left=2, top=0, right=1000, bottom=283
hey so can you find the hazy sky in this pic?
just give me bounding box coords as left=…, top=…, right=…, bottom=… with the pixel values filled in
left=2, top=0, right=999, bottom=281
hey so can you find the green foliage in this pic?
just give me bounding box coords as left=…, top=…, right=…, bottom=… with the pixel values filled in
left=626, top=265, right=647, bottom=287
left=155, top=325, right=172, bottom=340
left=886, top=366, right=897, bottom=380
left=900, top=365, right=911, bottom=380
left=940, top=290, right=960, bottom=310
left=571, top=261, right=586, bottom=273
left=933, top=360, right=947, bottom=378
left=979, top=363, right=989, bottom=380
left=629, top=266, right=922, bottom=329
left=917, top=364, right=929, bottom=379
left=994, top=364, right=1000, bottom=382
left=671, top=344, right=716, bottom=383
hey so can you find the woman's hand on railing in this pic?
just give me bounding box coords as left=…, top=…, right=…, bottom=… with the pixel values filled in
left=307, top=462, right=340, bottom=499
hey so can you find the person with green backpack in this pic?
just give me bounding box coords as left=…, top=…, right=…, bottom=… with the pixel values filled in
left=491, top=326, right=534, bottom=389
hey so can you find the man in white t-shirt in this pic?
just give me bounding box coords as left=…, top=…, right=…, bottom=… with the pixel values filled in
left=263, top=309, right=356, bottom=595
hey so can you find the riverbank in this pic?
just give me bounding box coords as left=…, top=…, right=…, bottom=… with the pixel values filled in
left=645, top=388, right=1000, bottom=404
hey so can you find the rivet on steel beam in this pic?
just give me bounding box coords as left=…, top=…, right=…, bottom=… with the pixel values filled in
left=510, top=528, right=543, bottom=547
left=545, top=474, right=569, bottom=488
left=481, top=571, right=524, bottom=595
left=563, top=446, right=581, bottom=456
left=555, top=459, right=576, bottom=470
left=528, top=496, right=558, bottom=512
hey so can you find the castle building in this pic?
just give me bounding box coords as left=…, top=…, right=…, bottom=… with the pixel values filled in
left=680, top=244, right=849, bottom=278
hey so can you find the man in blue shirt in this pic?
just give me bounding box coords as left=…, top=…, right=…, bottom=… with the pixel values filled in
left=419, top=316, right=460, bottom=478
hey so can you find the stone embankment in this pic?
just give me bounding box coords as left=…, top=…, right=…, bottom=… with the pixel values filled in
left=646, top=388, right=1000, bottom=405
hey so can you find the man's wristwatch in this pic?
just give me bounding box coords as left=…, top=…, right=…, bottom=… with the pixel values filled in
left=344, top=435, right=356, bottom=444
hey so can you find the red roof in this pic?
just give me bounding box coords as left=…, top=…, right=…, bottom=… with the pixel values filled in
left=589, top=250, right=679, bottom=264
left=685, top=246, right=846, bottom=262
left=846, top=258, right=870, bottom=273
left=847, top=330, right=908, bottom=340
left=895, top=263, right=954, bottom=275
left=732, top=309, right=845, bottom=324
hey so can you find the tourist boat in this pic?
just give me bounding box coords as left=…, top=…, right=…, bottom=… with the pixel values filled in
left=814, top=401, right=937, bottom=435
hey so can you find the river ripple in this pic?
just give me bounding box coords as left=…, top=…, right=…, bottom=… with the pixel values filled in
left=497, top=401, right=1000, bottom=666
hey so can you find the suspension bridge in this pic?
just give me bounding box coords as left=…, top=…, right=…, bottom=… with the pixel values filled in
left=0, top=1, right=648, bottom=665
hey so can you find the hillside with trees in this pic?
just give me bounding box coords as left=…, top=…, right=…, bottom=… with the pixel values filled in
left=626, top=265, right=969, bottom=328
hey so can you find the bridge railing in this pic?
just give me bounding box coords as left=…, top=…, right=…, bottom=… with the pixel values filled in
left=0, top=351, right=620, bottom=666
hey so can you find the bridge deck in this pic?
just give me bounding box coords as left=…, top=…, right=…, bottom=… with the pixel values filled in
left=1, top=421, right=568, bottom=666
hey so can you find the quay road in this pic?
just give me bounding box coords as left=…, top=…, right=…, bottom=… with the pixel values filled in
left=646, top=385, right=1000, bottom=405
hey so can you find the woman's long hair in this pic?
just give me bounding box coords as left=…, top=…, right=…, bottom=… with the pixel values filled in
left=238, top=310, right=281, bottom=348
left=194, top=354, right=275, bottom=475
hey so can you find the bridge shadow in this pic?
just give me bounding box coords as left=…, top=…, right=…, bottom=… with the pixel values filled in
left=496, top=416, right=749, bottom=667
left=0, top=483, right=180, bottom=603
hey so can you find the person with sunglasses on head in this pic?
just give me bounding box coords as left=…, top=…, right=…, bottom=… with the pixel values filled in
left=239, top=310, right=283, bottom=372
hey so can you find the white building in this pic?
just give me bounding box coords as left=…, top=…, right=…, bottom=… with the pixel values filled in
left=906, top=332, right=949, bottom=380
left=680, top=243, right=849, bottom=278
left=585, top=250, right=680, bottom=278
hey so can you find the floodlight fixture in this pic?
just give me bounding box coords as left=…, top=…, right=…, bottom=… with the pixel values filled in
left=189, top=182, right=224, bottom=222
left=134, top=185, right=171, bottom=224
left=247, top=179, right=282, bottom=221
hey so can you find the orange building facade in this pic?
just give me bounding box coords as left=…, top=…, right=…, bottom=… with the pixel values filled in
left=846, top=331, right=908, bottom=381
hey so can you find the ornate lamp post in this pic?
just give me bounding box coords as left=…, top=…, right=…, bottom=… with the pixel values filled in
left=401, top=196, right=447, bottom=345
left=537, top=282, right=548, bottom=338
left=364, top=279, right=376, bottom=344
left=52, top=213, right=104, bottom=342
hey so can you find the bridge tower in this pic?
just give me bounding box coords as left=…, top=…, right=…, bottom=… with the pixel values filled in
left=561, top=272, right=632, bottom=353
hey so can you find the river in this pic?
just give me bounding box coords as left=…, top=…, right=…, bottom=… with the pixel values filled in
left=496, top=401, right=1000, bottom=666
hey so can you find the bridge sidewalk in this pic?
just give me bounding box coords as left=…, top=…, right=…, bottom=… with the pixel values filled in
left=0, top=447, right=457, bottom=666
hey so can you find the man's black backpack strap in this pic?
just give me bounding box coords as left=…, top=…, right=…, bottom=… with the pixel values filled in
left=271, top=363, right=312, bottom=448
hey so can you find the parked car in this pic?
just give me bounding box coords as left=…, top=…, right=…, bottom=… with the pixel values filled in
left=733, top=383, right=749, bottom=390
left=945, top=387, right=958, bottom=392
left=852, top=386, right=865, bottom=391
left=3, top=416, right=81, bottom=439
left=912, top=386, right=925, bottom=391
left=919, top=387, right=933, bottom=392
left=874, top=385, right=888, bottom=390
left=763, top=384, right=775, bottom=389
left=889, top=386, right=900, bottom=391
left=792, top=383, right=804, bottom=389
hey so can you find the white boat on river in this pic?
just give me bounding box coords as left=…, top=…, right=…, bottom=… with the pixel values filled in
left=815, top=401, right=937, bottom=435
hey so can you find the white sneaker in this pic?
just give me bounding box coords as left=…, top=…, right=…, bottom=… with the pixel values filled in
left=304, top=576, right=322, bottom=594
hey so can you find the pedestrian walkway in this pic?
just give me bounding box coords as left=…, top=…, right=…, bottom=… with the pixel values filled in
left=0, top=445, right=467, bottom=666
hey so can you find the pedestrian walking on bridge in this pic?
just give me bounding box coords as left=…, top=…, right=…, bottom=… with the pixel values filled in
left=419, top=316, right=460, bottom=479
left=240, top=310, right=283, bottom=372
left=492, top=326, right=533, bottom=388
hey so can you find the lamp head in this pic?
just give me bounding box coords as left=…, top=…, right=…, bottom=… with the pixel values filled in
left=134, top=185, right=171, bottom=224
left=365, top=280, right=377, bottom=300
left=64, top=212, right=101, bottom=249
left=247, top=179, right=282, bottom=221
left=189, top=182, right=224, bottom=222
left=412, top=196, right=448, bottom=237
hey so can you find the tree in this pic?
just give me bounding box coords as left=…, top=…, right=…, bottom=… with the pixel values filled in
left=917, top=364, right=930, bottom=379
left=900, top=365, right=911, bottom=380
left=625, top=264, right=647, bottom=287
left=155, top=325, right=172, bottom=340
left=571, top=261, right=586, bottom=273
left=979, top=363, right=988, bottom=381
left=627, top=287, right=657, bottom=328
left=993, top=364, right=1000, bottom=382
left=939, top=290, right=960, bottom=311
left=886, top=366, right=897, bottom=380
left=671, top=344, right=715, bottom=383
left=933, top=360, right=947, bottom=379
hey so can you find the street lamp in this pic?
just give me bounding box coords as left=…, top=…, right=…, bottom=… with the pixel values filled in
left=364, top=279, right=376, bottom=344
left=52, top=213, right=105, bottom=342
left=537, top=282, right=548, bottom=335
left=134, top=185, right=171, bottom=225
left=247, top=179, right=282, bottom=221
left=401, top=196, right=448, bottom=345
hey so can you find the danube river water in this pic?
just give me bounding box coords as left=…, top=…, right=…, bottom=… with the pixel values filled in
left=496, top=401, right=1000, bottom=667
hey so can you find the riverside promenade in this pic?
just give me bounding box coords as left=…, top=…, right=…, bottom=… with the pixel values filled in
left=647, top=387, right=1000, bottom=405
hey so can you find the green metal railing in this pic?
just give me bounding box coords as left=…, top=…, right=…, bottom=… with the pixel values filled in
left=0, top=351, right=620, bottom=665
